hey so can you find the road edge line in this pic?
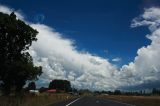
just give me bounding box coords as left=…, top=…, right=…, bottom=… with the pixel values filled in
left=66, top=97, right=82, bottom=106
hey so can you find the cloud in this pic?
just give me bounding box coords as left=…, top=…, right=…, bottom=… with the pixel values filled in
left=1, top=5, right=160, bottom=90
left=131, top=7, right=160, bottom=31
left=27, top=24, right=119, bottom=90
left=120, top=7, right=160, bottom=88
left=0, top=5, right=24, bottom=20
left=112, top=57, right=121, bottom=62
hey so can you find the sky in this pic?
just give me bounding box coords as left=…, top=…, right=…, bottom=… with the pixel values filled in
left=0, top=0, right=160, bottom=91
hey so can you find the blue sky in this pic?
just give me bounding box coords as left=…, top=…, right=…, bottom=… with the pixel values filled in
left=0, top=0, right=155, bottom=66
left=1, top=0, right=160, bottom=90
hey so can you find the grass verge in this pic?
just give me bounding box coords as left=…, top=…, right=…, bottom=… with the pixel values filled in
left=98, top=95, right=160, bottom=106
left=0, top=93, right=74, bottom=106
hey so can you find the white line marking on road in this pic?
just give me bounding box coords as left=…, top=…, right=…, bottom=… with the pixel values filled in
left=66, top=97, right=82, bottom=106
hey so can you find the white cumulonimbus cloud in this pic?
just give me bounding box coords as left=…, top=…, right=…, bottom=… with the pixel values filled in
left=119, top=7, right=160, bottom=88
left=1, top=5, right=160, bottom=90
left=29, top=24, right=118, bottom=90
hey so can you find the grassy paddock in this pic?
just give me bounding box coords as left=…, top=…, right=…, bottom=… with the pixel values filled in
left=0, top=93, right=74, bottom=106
left=98, top=95, right=160, bottom=106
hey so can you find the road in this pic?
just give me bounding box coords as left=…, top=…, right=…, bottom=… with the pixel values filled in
left=48, top=96, right=135, bottom=106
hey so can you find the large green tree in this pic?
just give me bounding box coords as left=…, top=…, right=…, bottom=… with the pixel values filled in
left=0, top=12, right=42, bottom=95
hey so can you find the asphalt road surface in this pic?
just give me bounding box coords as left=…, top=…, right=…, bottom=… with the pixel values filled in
left=48, top=96, right=135, bottom=106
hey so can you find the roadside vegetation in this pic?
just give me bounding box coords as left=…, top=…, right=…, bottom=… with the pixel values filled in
left=95, top=89, right=160, bottom=106
left=0, top=93, right=73, bottom=106
left=98, top=95, right=160, bottom=106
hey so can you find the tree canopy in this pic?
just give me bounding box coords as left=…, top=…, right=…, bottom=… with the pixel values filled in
left=49, top=79, right=71, bottom=92
left=27, top=82, right=36, bottom=90
left=0, top=12, right=42, bottom=95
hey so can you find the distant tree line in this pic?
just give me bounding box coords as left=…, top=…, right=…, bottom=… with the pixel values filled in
left=25, top=81, right=160, bottom=96
left=94, top=88, right=160, bottom=96
left=152, top=88, right=160, bottom=95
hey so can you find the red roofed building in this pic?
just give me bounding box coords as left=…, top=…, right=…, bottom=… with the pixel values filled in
left=47, top=89, right=57, bottom=93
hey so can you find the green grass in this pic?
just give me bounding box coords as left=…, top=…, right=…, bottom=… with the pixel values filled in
left=0, top=93, right=74, bottom=106
left=98, top=95, right=160, bottom=106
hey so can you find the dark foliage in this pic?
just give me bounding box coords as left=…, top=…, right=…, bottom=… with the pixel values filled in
left=48, top=79, right=71, bottom=92
left=27, top=82, right=36, bottom=90
left=152, top=88, right=160, bottom=95
left=39, top=87, right=48, bottom=93
left=114, top=90, right=121, bottom=95
left=0, top=12, right=42, bottom=95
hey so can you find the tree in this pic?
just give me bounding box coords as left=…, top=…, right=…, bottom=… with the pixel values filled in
left=48, top=79, right=71, bottom=92
left=152, top=88, right=160, bottom=95
left=27, top=82, right=36, bottom=90
left=0, top=12, right=42, bottom=95
left=114, top=90, right=121, bottom=95
left=39, top=87, right=47, bottom=93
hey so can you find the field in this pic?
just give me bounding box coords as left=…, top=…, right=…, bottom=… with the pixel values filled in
left=99, top=95, right=160, bottom=106
left=0, top=93, right=74, bottom=106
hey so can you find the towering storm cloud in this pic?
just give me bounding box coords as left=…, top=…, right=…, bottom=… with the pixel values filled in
left=120, top=7, right=160, bottom=89
left=1, top=5, right=160, bottom=90
left=29, top=24, right=118, bottom=90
